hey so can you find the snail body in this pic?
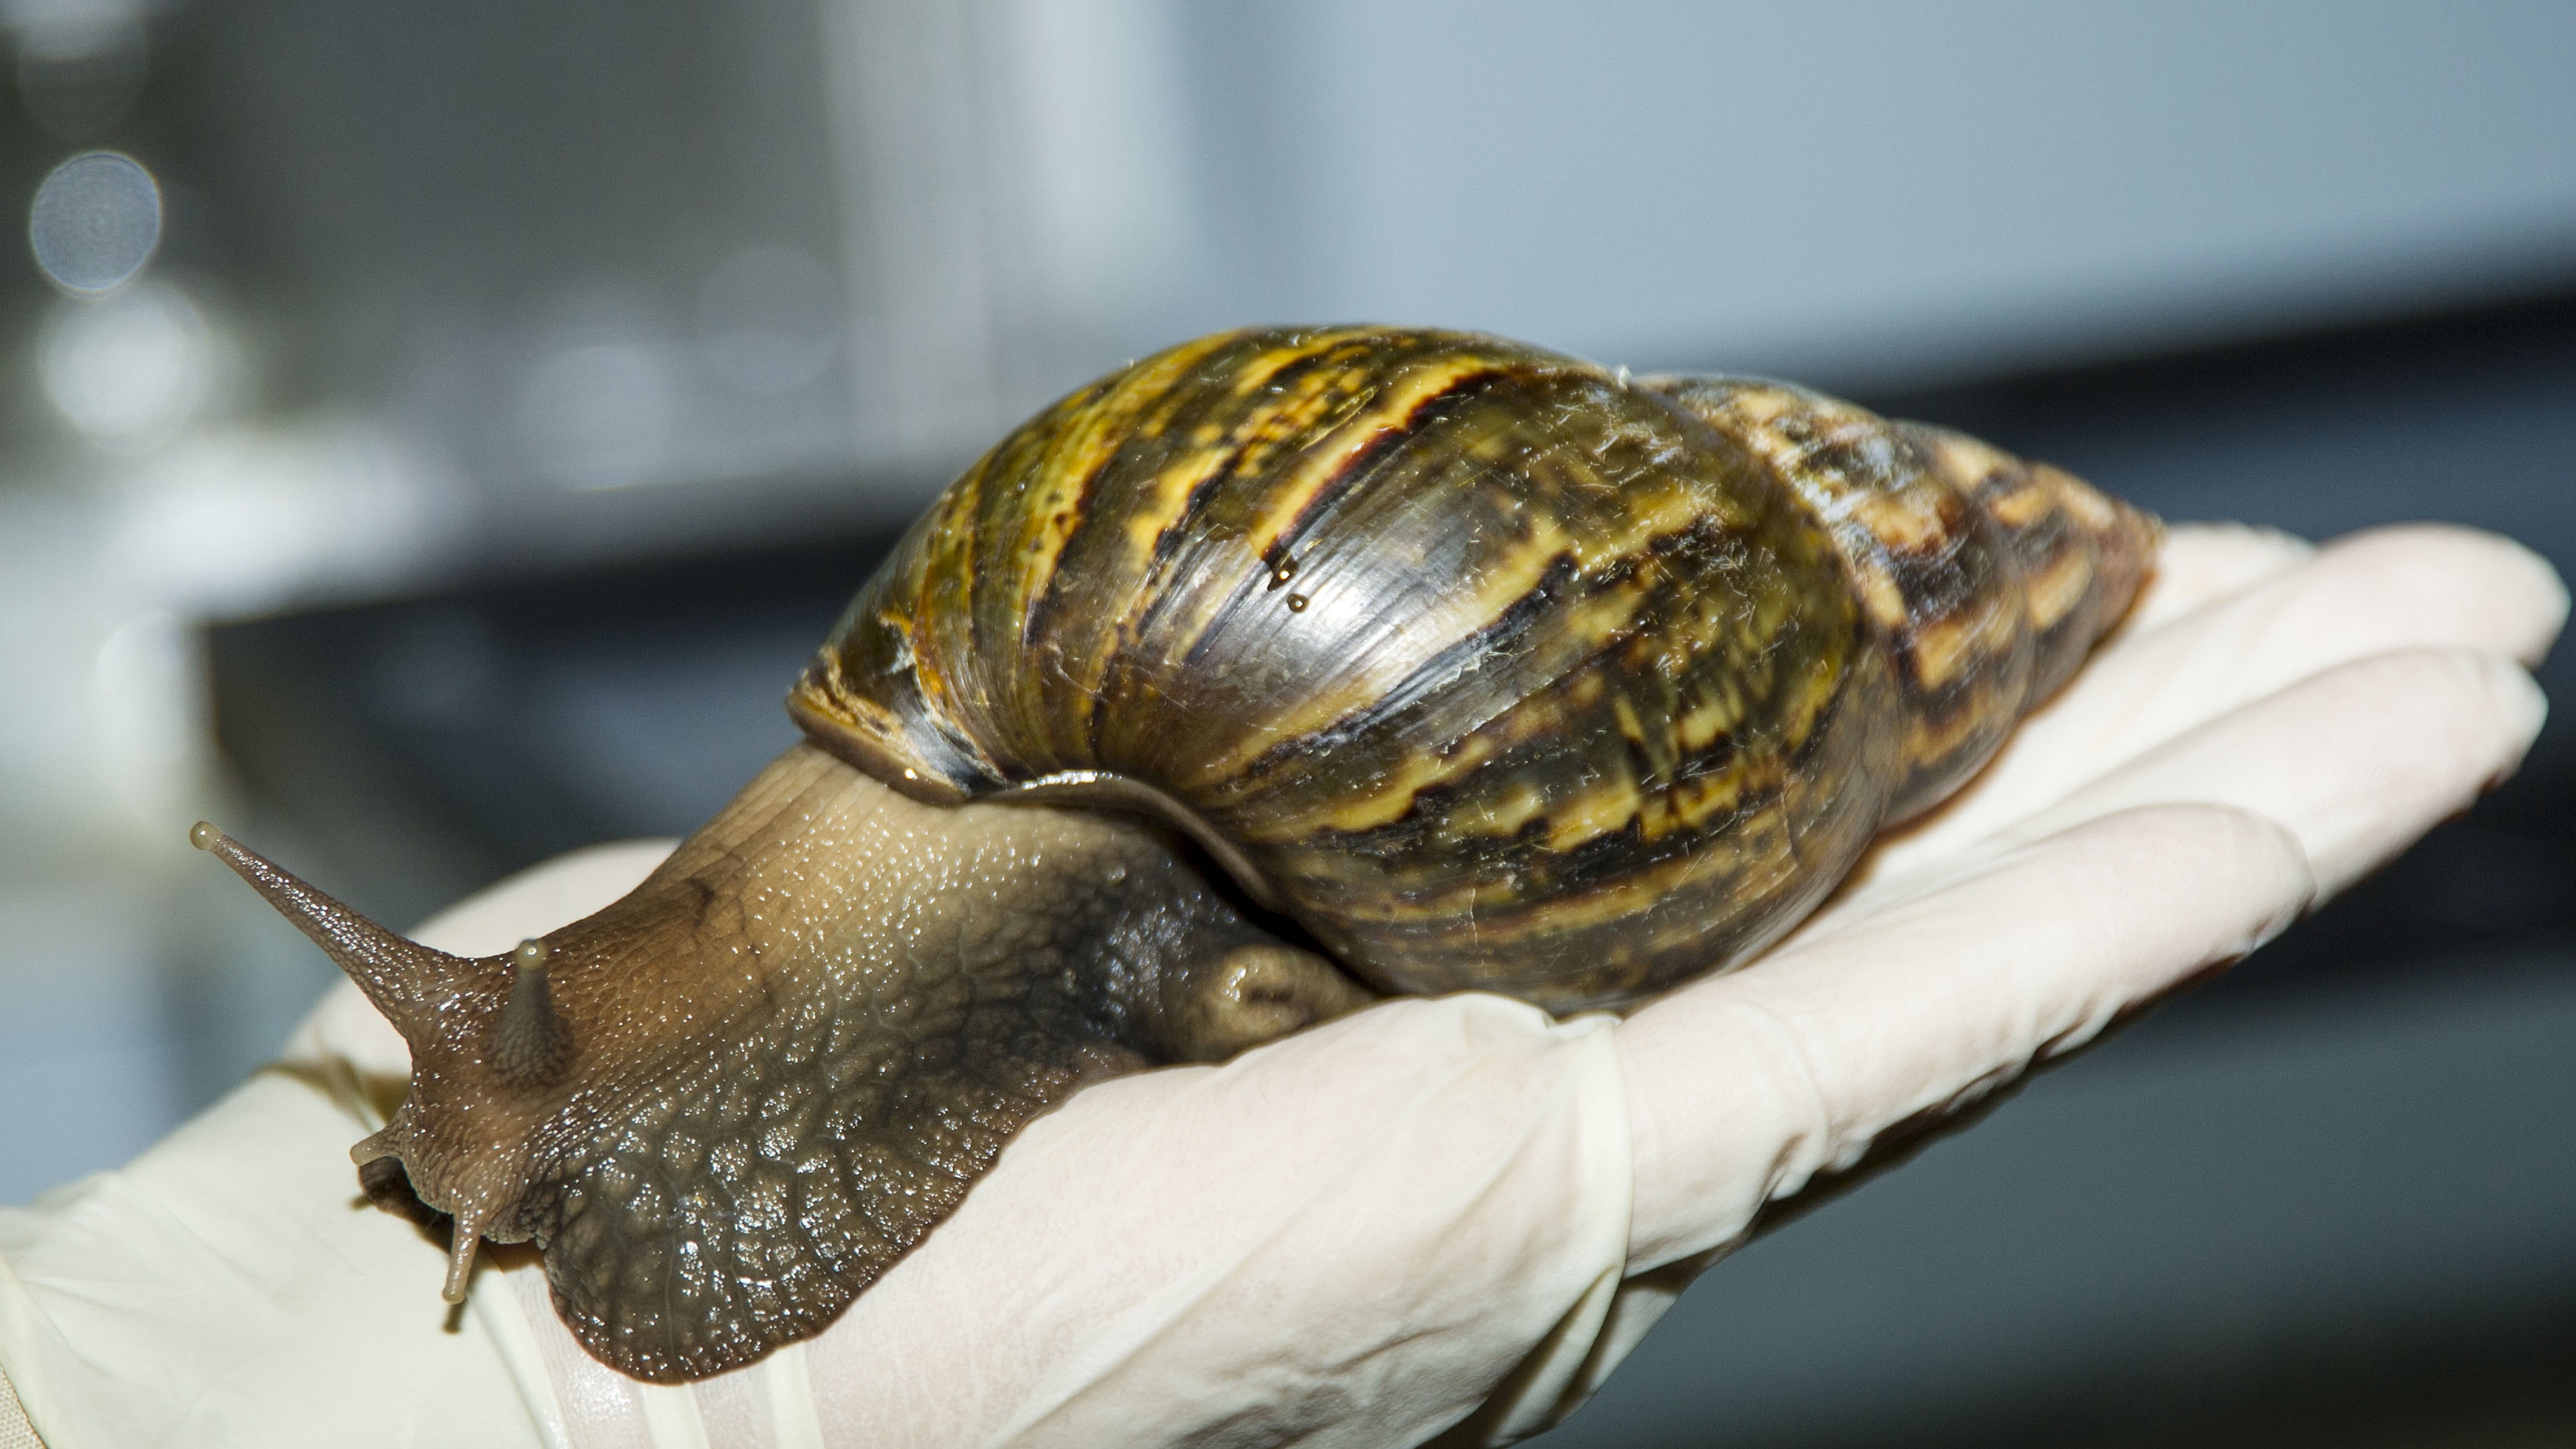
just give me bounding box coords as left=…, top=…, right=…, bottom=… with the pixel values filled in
left=199, top=326, right=2155, bottom=1382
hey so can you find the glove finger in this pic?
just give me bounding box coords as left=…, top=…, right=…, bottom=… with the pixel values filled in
left=2118, top=521, right=2313, bottom=634
left=1625, top=643, right=2547, bottom=1272
left=1829, top=646, right=2547, bottom=934
left=1866, top=525, right=2565, bottom=884
left=1619, top=801, right=2312, bottom=1273
left=1984, top=648, right=2546, bottom=900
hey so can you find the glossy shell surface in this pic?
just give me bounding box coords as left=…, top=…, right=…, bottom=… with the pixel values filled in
left=792, top=326, right=2153, bottom=1010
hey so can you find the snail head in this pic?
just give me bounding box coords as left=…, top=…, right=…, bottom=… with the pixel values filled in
left=194, top=743, right=1371, bottom=1380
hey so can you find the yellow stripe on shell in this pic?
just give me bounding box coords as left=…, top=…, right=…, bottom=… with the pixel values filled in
left=1904, top=596, right=2019, bottom=691
left=2019, top=545, right=2094, bottom=632
left=1114, top=346, right=1523, bottom=789
left=1186, top=455, right=1749, bottom=816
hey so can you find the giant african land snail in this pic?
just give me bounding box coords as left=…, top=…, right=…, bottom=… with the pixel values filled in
left=197, top=325, right=2157, bottom=1382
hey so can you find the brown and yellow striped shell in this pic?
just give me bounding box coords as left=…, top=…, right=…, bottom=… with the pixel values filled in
left=789, top=326, right=2156, bottom=1013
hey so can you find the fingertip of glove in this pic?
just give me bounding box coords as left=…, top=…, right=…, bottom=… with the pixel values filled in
left=2029, top=801, right=2318, bottom=950
left=2454, top=650, right=2547, bottom=789
left=2088, top=799, right=2313, bottom=883
left=2346, top=648, right=2547, bottom=781
left=2102, top=799, right=2328, bottom=959
left=2317, top=525, right=2569, bottom=665
left=2240, top=648, right=2547, bottom=899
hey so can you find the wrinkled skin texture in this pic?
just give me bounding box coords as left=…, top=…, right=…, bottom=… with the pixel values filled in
left=202, top=748, right=1367, bottom=1380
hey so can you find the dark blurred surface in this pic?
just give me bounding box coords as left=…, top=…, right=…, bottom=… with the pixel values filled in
left=1548, top=955, right=2576, bottom=1448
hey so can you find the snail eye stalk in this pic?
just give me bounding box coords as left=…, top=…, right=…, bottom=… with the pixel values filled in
left=492, top=938, right=574, bottom=1085
left=190, top=821, right=473, bottom=1048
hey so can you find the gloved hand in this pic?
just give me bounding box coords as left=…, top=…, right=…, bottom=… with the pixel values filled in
left=0, top=524, right=2561, bottom=1449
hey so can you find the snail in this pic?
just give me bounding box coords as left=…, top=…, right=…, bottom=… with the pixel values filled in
left=195, top=325, right=2156, bottom=1383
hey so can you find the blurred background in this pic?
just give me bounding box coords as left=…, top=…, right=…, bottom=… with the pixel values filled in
left=0, top=1, right=2569, bottom=1443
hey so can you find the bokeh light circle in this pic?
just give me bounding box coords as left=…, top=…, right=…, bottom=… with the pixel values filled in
left=39, top=281, right=210, bottom=447
left=29, top=151, right=162, bottom=294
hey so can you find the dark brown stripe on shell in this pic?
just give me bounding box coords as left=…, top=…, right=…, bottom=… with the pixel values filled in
left=792, top=326, right=2157, bottom=1010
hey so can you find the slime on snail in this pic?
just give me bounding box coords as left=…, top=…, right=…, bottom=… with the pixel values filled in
left=196, top=325, right=2157, bottom=1382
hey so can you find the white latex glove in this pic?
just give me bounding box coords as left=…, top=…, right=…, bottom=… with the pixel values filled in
left=0, top=524, right=2560, bottom=1449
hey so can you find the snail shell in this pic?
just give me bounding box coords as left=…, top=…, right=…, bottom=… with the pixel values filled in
left=790, top=325, right=2155, bottom=1010
left=197, top=325, right=2154, bottom=1382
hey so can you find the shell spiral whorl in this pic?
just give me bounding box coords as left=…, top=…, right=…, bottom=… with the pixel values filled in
left=791, top=326, right=2157, bottom=1011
